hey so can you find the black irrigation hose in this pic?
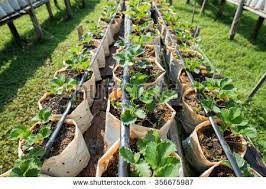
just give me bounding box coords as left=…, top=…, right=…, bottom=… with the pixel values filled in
left=42, top=3, right=120, bottom=159
left=118, top=14, right=131, bottom=177
left=152, top=2, right=243, bottom=177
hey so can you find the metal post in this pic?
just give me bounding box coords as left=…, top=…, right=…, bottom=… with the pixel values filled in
left=118, top=14, right=131, bottom=178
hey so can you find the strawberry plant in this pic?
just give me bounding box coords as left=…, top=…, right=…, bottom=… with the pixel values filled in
left=120, top=130, right=181, bottom=177
left=121, top=83, right=177, bottom=125
left=218, top=107, right=257, bottom=139
left=10, top=147, right=46, bottom=177
left=49, top=75, right=77, bottom=96
left=64, top=46, right=92, bottom=74
left=113, top=44, right=144, bottom=66
left=130, top=32, right=155, bottom=46
left=10, top=108, right=52, bottom=152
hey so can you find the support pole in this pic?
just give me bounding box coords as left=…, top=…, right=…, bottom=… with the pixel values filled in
left=217, top=0, right=226, bottom=18
left=246, top=73, right=266, bottom=103
left=28, top=9, right=44, bottom=40
left=7, top=20, right=22, bottom=45
left=200, top=0, right=208, bottom=15
left=229, top=0, right=244, bottom=40
left=46, top=1, right=54, bottom=19
left=251, top=16, right=264, bottom=40
left=64, top=0, right=73, bottom=19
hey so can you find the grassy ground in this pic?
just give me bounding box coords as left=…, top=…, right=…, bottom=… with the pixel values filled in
left=0, top=0, right=106, bottom=174
left=172, top=0, right=266, bottom=160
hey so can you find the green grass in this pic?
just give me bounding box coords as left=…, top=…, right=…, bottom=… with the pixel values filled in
left=172, top=0, right=266, bottom=160
left=0, top=0, right=107, bottom=174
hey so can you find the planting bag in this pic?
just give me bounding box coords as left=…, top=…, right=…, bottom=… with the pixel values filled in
left=113, top=59, right=166, bottom=87
left=38, top=90, right=93, bottom=134
left=97, top=133, right=183, bottom=177
left=54, top=68, right=96, bottom=107
left=183, top=121, right=247, bottom=172
left=96, top=140, right=120, bottom=177
left=166, top=47, right=184, bottom=83
left=177, top=68, right=192, bottom=97
left=0, top=0, right=14, bottom=15
left=8, top=0, right=20, bottom=10
left=18, top=119, right=90, bottom=177
left=104, top=90, right=176, bottom=148
left=110, top=17, right=122, bottom=36
left=200, top=161, right=230, bottom=177
left=41, top=120, right=90, bottom=176
left=90, top=39, right=106, bottom=68
left=181, top=88, right=208, bottom=133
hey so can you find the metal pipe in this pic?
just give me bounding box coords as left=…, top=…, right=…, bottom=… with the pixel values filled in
left=152, top=2, right=243, bottom=177
left=118, top=14, right=131, bottom=177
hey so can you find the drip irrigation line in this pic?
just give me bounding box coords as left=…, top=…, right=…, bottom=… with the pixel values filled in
left=118, top=14, right=131, bottom=177
left=42, top=3, right=120, bottom=159
left=152, top=2, right=243, bottom=177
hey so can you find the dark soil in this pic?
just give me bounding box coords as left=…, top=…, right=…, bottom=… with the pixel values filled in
left=141, top=46, right=156, bottom=59
left=209, top=165, right=235, bottom=177
left=40, top=92, right=84, bottom=114
left=110, top=102, right=172, bottom=129
left=101, top=151, right=119, bottom=177
left=184, top=91, right=205, bottom=116
left=198, top=125, right=245, bottom=162
left=114, top=60, right=162, bottom=83
left=57, top=69, right=92, bottom=82
left=84, top=40, right=98, bottom=51
left=22, top=121, right=75, bottom=157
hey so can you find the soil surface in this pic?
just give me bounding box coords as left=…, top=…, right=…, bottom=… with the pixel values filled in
left=198, top=126, right=245, bottom=162
left=184, top=91, right=205, bottom=116
left=209, top=165, right=235, bottom=177
left=57, top=69, right=92, bottom=82
left=22, top=121, right=75, bottom=157
left=110, top=102, right=172, bottom=129
left=114, top=59, right=162, bottom=83
left=41, top=92, right=84, bottom=114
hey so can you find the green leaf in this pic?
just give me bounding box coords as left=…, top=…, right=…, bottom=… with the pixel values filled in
left=9, top=125, right=31, bottom=140
left=32, top=108, right=51, bottom=123
left=121, top=109, right=137, bottom=125
left=159, top=90, right=178, bottom=104
left=135, top=109, right=146, bottom=119
left=144, top=142, right=158, bottom=170
left=120, top=147, right=135, bottom=163
left=157, top=140, right=177, bottom=163
left=156, top=164, right=180, bottom=177
left=134, top=161, right=151, bottom=177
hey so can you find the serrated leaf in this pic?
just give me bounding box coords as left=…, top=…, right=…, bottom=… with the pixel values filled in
left=120, top=147, right=135, bottom=163
left=134, top=161, right=151, bottom=177
left=156, top=164, right=180, bottom=177
left=157, top=140, right=177, bottom=163
left=121, top=109, right=137, bottom=125
left=135, top=109, right=146, bottom=119
left=144, top=142, right=158, bottom=170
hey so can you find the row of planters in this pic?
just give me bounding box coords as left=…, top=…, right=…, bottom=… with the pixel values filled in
left=96, top=0, right=183, bottom=177
left=155, top=0, right=260, bottom=177
left=1, top=0, right=123, bottom=177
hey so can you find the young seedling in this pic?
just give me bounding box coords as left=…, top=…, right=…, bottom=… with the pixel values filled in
left=218, top=107, right=257, bottom=139
left=113, top=44, right=144, bottom=66
left=10, top=147, right=46, bottom=177
left=120, top=130, right=181, bottom=177
left=10, top=108, right=53, bottom=151
left=49, top=75, right=77, bottom=96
